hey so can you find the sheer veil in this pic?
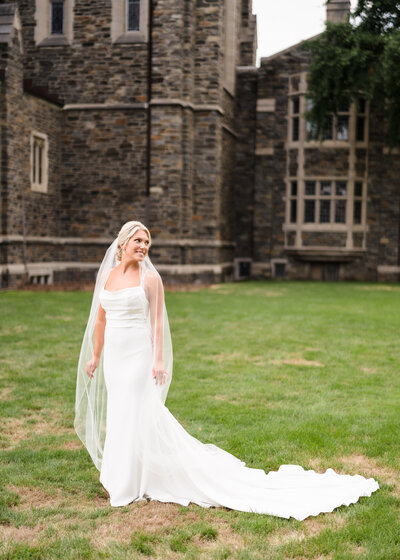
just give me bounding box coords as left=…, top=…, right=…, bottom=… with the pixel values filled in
left=74, top=236, right=173, bottom=471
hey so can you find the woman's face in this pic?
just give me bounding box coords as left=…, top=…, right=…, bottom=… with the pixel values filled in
left=124, top=229, right=150, bottom=262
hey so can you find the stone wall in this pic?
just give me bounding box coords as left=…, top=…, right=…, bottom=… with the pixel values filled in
left=1, top=0, right=256, bottom=287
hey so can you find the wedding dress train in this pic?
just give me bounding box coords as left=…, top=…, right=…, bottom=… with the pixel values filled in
left=97, top=281, right=379, bottom=521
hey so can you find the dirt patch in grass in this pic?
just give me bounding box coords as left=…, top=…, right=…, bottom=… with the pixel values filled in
left=360, top=366, right=379, bottom=374
left=91, top=501, right=182, bottom=547
left=192, top=522, right=244, bottom=552
left=268, top=513, right=345, bottom=547
left=358, top=286, right=400, bottom=292
left=92, top=500, right=244, bottom=553
left=60, top=439, right=83, bottom=451
left=0, top=524, right=45, bottom=544
left=211, top=352, right=267, bottom=367
left=7, top=485, right=68, bottom=511
left=0, top=387, right=13, bottom=400
left=166, top=284, right=211, bottom=292
left=271, top=356, right=325, bottom=367
left=1, top=413, right=75, bottom=450
left=339, top=454, right=399, bottom=495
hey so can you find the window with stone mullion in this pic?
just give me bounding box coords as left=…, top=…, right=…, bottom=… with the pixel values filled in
left=32, top=136, right=45, bottom=187
left=305, top=98, right=350, bottom=142
left=302, top=180, right=349, bottom=225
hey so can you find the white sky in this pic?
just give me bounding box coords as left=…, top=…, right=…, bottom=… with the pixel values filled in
left=252, top=0, right=358, bottom=64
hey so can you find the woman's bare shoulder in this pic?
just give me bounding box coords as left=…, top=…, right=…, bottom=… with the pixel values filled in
left=142, top=267, right=162, bottom=286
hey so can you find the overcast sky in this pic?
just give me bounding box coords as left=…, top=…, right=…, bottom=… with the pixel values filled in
left=252, top=0, right=358, bottom=64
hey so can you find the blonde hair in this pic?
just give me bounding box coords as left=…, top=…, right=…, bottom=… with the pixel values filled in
left=116, top=221, right=151, bottom=261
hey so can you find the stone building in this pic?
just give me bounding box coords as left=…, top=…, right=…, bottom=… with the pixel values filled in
left=236, top=0, right=400, bottom=282
left=0, top=0, right=399, bottom=287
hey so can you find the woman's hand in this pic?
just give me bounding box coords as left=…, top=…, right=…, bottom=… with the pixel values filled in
left=152, top=361, right=170, bottom=386
left=86, top=356, right=99, bottom=378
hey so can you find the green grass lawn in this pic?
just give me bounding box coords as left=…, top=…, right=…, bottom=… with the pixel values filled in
left=0, top=281, right=399, bottom=559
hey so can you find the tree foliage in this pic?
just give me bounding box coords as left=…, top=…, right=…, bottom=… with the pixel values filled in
left=303, top=0, right=400, bottom=148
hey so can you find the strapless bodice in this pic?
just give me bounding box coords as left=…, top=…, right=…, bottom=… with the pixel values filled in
left=99, top=286, right=149, bottom=328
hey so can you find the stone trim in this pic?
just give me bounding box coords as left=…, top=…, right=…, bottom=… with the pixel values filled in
left=260, top=33, right=322, bottom=65
left=383, top=147, right=400, bottom=155
left=0, top=261, right=233, bottom=277
left=63, top=103, right=148, bottom=111
left=285, top=247, right=366, bottom=261
left=251, top=262, right=272, bottom=274
left=256, top=147, right=274, bottom=156
left=0, top=235, right=235, bottom=248
left=222, top=124, right=238, bottom=138
left=35, top=0, right=75, bottom=46
left=257, top=98, right=276, bottom=112
left=155, top=263, right=233, bottom=275
left=62, top=100, right=225, bottom=114
left=111, top=0, right=148, bottom=43
left=30, top=131, right=49, bottom=193
left=223, top=0, right=237, bottom=96
left=377, top=265, right=400, bottom=274
left=236, top=66, right=257, bottom=73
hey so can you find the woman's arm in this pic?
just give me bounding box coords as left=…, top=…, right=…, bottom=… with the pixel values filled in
left=86, top=304, right=106, bottom=378
left=147, top=271, right=169, bottom=384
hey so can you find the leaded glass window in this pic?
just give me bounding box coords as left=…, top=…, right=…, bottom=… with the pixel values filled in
left=31, top=133, right=48, bottom=192
left=51, top=1, right=64, bottom=35
left=287, top=179, right=365, bottom=227
left=127, top=0, right=140, bottom=31
left=291, top=96, right=300, bottom=142
left=353, top=181, right=364, bottom=224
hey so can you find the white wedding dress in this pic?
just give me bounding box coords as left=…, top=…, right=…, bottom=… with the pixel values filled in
left=97, top=278, right=379, bottom=521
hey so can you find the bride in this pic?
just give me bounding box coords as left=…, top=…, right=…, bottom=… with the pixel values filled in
left=74, top=220, right=379, bottom=520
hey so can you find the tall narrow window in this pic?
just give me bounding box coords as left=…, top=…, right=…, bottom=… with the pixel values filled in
left=127, top=0, right=140, bottom=31
left=50, top=0, right=64, bottom=34
left=291, top=97, right=300, bottom=142
left=31, top=132, right=48, bottom=193
left=356, top=98, right=367, bottom=142
left=353, top=181, right=363, bottom=224
left=289, top=181, right=297, bottom=223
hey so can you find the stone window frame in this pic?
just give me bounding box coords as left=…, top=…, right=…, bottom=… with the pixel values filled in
left=34, top=0, right=74, bottom=46
left=30, top=131, right=49, bottom=193
left=287, top=72, right=369, bottom=148
left=285, top=176, right=368, bottom=233
left=223, top=0, right=238, bottom=96
left=111, top=0, right=148, bottom=44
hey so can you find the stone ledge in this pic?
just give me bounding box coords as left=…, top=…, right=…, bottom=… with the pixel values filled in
left=63, top=103, right=147, bottom=111
left=62, top=100, right=225, bottom=114
left=285, top=247, right=366, bottom=262
left=0, top=261, right=99, bottom=275
left=0, top=261, right=233, bottom=277
left=0, top=236, right=235, bottom=248
left=256, top=147, right=274, bottom=156
left=377, top=265, right=400, bottom=274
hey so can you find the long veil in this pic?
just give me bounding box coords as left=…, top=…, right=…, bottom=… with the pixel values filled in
left=74, top=238, right=173, bottom=471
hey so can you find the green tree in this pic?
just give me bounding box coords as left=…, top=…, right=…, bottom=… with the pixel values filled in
left=303, top=0, right=400, bottom=148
